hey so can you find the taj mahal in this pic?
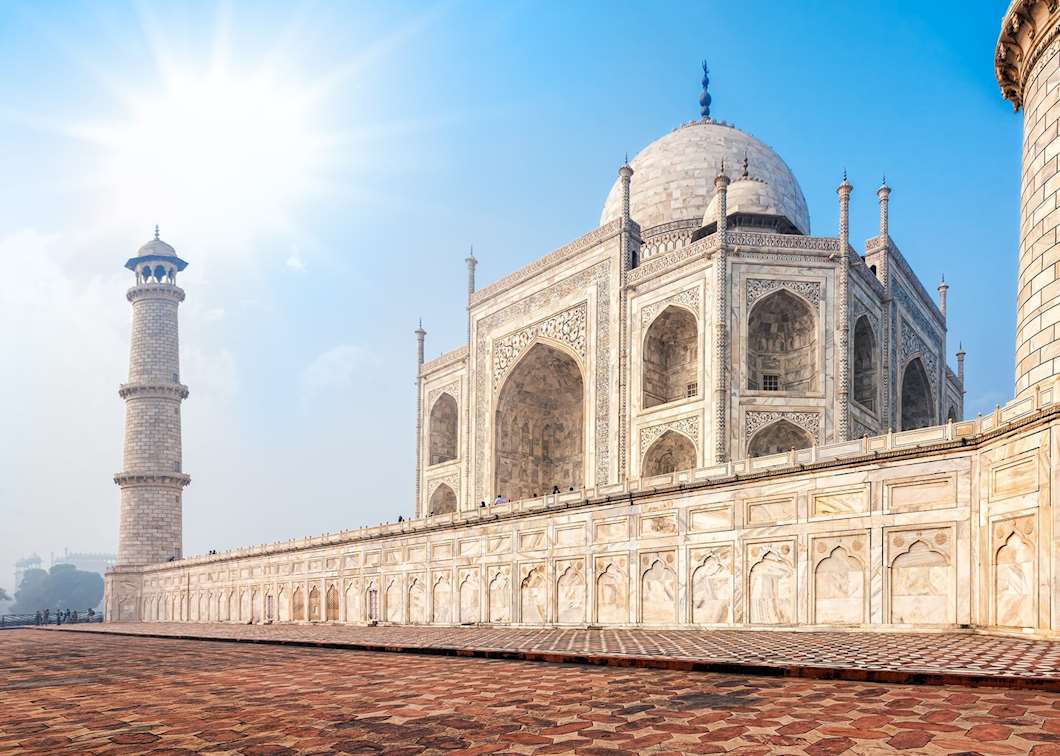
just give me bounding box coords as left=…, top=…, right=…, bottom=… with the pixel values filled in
left=104, top=2, right=1060, bottom=636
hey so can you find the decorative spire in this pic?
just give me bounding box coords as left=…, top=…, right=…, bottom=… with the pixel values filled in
left=699, top=60, right=711, bottom=119
left=154, top=224, right=160, bottom=240
left=741, top=152, right=749, bottom=178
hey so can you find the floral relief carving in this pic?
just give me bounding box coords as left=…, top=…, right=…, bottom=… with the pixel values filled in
left=746, top=278, right=822, bottom=310
left=640, top=288, right=700, bottom=325
left=626, top=235, right=720, bottom=285
left=426, top=474, right=459, bottom=502
left=745, top=410, right=821, bottom=445
left=639, top=416, right=700, bottom=454
left=726, top=231, right=839, bottom=253
left=899, top=317, right=939, bottom=395
left=492, top=302, right=587, bottom=391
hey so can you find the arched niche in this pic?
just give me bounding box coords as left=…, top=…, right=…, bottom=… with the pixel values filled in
left=900, top=357, right=934, bottom=430
left=746, top=289, right=817, bottom=392
left=747, top=419, right=814, bottom=458
left=429, top=483, right=457, bottom=516
left=494, top=342, right=584, bottom=502
left=428, top=393, right=458, bottom=465
left=642, top=430, right=696, bottom=476
left=852, top=316, right=878, bottom=412
left=642, top=306, right=698, bottom=408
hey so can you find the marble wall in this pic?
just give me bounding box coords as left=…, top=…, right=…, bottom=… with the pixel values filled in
left=109, top=413, right=1060, bottom=636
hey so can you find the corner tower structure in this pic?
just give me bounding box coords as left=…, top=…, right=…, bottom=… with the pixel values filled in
left=997, top=1, right=1060, bottom=398
left=115, top=228, right=190, bottom=566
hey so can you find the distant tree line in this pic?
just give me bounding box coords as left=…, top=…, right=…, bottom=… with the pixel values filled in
left=10, top=564, right=103, bottom=613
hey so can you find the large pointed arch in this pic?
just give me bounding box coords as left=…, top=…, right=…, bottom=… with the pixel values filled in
left=494, top=341, right=584, bottom=502
left=428, top=393, right=458, bottom=465
left=900, top=356, right=934, bottom=430
left=642, top=429, right=696, bottom=476
left=642, top=305, right=698, bottom=408
left=429, top=483, right=457, bottom=515
left=746, top=289, right=817, bottom=392
left=747, top=419, right=814, bottom=458
left=852, top=315, right=878, bottom=412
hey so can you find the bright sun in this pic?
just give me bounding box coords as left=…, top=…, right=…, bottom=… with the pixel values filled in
left=96, top=69, right=322, bottom=236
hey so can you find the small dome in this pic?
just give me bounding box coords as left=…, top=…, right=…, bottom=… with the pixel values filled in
left=137, top=226, right=177, bottom=257
left=601, top=119, right=809, bottom=235
left=704, top=175, right=792, bottom=226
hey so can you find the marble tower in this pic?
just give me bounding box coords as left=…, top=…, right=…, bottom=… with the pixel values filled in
left=114, top=228, right=190, bottom=566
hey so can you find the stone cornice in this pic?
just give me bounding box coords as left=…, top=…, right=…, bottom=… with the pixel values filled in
left=625, top=234, right=719, bottom=287
left=996, top=0, right=1060, bottom=109
left=420, top=346, right=468, bottom=376
left=114, top=472, right=191, bottom=488
left=469, top=219, right=626, bottom=308
left=118, top=383, right=189, bottom=400
left=127, top=283, right=185, bottom=303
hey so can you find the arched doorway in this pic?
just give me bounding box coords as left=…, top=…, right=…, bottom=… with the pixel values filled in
left=747, top=289, right=817, bottom=392
left=852, top=316, right=877, bottom=411
left=429, top=393, right=458, bottom=464
left=748, top=419, right=814, bottom=457
left=900, top=357, right=934, bottom=430
left=642, top=430, right=696, bottom=476
left=642, top=306, right=698, bottom=408
left=494, top=342, right=583, bottom=502
left=429, top=483, right=457, bottom=515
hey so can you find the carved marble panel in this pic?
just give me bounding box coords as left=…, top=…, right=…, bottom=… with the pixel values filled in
left=887, top=528, right=953, bottom=625
left=990, top=454, right=1039, bottom=500
left=810, top=485, right=869, bottom=519
left=640, top=551, right=678, bottom=624
left=487, top=567, right=511, bottom=623
left=385, top=577, right=401, bottom=623
left=745, top=495, right=797, bottom=526
left=492, top=302, right=587, bottom=391
left=519, top=530, right=547, bottom=552
left=555, top=524, right=585, bottom=547
left=640, top=287, right=700, bottom=325
left=746, top=278, right=822, bottom=310
left=432, top=573, right=451, bottom=624
left=811, top=533, right=868, bottom=625
left=520, top=563, right=548, bottom=624
left=556, top=559, right=586, bottom=624
left=885, top=475, right=957, bottom=514
left=408, top=576, right=427, bottom=624
left=639, top=512, right=678, bottom=537
left=746, top=540, right=796, bottom=625
left=689, top=546, right=733, bottom=624
left=458, top=569, right=479, bottom=624
left=594, top=517, right=629, bottom=543
left=745, top=411, right=821, bottom=446
left=639, top=416, right=700, bottom=455
left=992, top=514, right=1037, bottom=628
left=689, top=504, right=734, bottom=533
left=595, top=555, right=629, bottom=625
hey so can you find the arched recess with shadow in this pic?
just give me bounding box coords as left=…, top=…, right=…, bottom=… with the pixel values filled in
left=429, top=393, right=458, bottom=464
left=747, top=419, right=814, bottom=458
left=852, top=316, right=878, bottom=411
left=900, top=357, right=934, bottom=430
left=642, top=306, right=698, bottom=408
left=494, top=342, right=584, bottom=502
left=746, top=289, right=817, bottom=392
left=429, top=483, right=457, bottom=515
left=642, top=430, right=696, bottom=476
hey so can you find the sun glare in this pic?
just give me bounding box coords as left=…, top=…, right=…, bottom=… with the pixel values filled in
left=99, top=70, right=321, bottom=235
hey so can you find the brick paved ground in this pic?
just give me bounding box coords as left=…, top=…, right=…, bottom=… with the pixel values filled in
left=3, top=630, right=1060, bottom=755
left=50, top=622, right=1060, bottom=690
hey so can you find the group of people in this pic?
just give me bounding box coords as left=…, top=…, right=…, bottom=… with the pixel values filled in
left=33, top=608, right=94, bottom=625
left=489, top=485, right=576, bottom=506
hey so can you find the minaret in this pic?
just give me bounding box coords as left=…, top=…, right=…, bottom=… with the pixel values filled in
left=115, top=227, right=190, bottom=566
left=996, top=3, right=1060, bottom=398
left=713, top=165, right=730, bottom=463
left=877, top=178, right=890, bottom=239
left=836, top=171, right=853, bottom=441
left=938, top=276, right=949, bottom=319
left=414, top=320, right=426, bottom=515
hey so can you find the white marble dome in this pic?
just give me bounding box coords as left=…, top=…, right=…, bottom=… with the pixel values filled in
left=704, top=175, right=789, bottom=225
left=137, top=237, right=177, bottom=257
left=600, top=119, right=810, bottom=235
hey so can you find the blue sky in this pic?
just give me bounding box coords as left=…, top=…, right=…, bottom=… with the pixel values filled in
left=0, top=1, right=1020, bottom=588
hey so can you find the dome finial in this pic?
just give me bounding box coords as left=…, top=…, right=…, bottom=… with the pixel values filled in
left=699, top=60, right=711, bottom=119
left=154, top=224, right=160, bottom=241
left=741, top=152, right=749, bottom=178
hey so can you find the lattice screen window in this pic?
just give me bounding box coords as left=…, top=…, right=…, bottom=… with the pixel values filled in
left=686, top=382, right=698, bottom=398
left=762, top=374, right=780, bottom=391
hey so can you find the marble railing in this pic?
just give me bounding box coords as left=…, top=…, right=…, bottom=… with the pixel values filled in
left=134, top=381, right=1060, bottom=574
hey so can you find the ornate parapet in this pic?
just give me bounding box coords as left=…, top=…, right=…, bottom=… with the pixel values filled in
left=420, top=346, right=468, bottom=377
left=118, top=383, right=190, bottom=400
